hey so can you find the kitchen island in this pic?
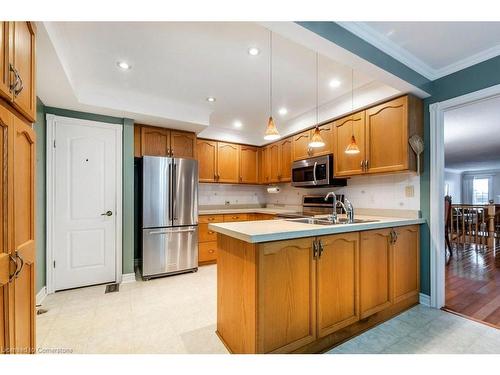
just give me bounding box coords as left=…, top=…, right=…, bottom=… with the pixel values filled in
left=209, top=215, right=425, bottom=354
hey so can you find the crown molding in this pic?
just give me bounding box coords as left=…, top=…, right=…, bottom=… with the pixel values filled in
left=337, top=22, right=500, bottom=81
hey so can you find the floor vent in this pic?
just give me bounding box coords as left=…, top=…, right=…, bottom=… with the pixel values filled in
left=105, top=283, right=119, bottom=293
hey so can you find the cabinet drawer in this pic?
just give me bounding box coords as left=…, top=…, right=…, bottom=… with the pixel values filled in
left=199, top=223, right=217, bottom=242
left=199, top=214, right=224, bottom=223
left=223, top=213, right=249, bottom=222
left=199, top=241, right=218, bottom=263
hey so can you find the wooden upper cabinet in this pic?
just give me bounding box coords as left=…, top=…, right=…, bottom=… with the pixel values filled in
left=0, top=22, right=10, bottom=101
left=141, top=126, right=170, bottom=156
left=365, top=96, right=408, bottom=174
left=333, top=111, right=366, bottom=177
left=310, top=123, right=334, bottom=157
left=217, top=142, right=240, bottom=183
left=292, top=131, right=313, bottom=161
left=258, top=238, right=316, bottom=353
left=11, top=22, right=36, bottom=123
left=359, top=228, right=393, bottom=319
left=268, top=143, right=280, bottom=183
left=240, top=145, right=259, bottom=184
left=133, top=125, right=141, bottom=157
left=278, top=137, right=292, bottom=182
left=260, top=146, right=270, bottom=184
left=393, top=225, right=420, bottom=303
left=170, top=130, right=196, bottom=158
left=317, top=232, right=359, bottom=338
left=197, top=139, right=217, bottom=182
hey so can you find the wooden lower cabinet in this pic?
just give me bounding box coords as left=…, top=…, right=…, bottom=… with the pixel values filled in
left=316, top=232, right=359, bottom=337
left=198, top=214, right=223, bottom=265
left=216, top=225, right=420, bottom=354
left=0, top=101, right=36, bottom=354
left=258, top=238, right=316, bottom=353
left=359, top=228, right=393, bottom=319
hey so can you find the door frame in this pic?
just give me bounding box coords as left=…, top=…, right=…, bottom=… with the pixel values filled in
left=45, top=114, right=123, bottom=294
left=429, top=83, right=500, bottom=308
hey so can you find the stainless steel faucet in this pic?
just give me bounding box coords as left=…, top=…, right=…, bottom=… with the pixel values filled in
left=325, top=192, right=354, bottom=224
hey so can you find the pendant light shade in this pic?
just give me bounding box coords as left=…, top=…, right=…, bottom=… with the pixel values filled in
left=309, top=53, right=325, bottom=148
left=309, top=126, right=325, bottom=148
left=345, top=69, right=360, bottom=155
left=264, top=31, right=280, bottom=141
left=345, top=135, right=360, bottom=154
left=264, top=116, right=280, bottom=141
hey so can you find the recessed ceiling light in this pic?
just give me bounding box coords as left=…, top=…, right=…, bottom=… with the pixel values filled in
left=278, top=108, right=288, bottom=116
left=233, top=120, right=243, bottom=128
left=248, top=47, right=260, bottom=56
left=329, top=79, right=341, bottom=88
left=206, top=96, right=216, bottom=102
left=117, top=61, right=131, bottom=70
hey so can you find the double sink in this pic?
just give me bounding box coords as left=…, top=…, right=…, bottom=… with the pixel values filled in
left=285, top=217, right=378, bottom=226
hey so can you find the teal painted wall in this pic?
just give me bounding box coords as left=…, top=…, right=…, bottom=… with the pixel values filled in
left=35, top=105, right=135, bottom=292
left=34, top=98, right=46, bottom=293
left=298, top=22, right=500, bottom=296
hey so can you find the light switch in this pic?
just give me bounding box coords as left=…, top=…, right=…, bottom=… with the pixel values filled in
left=405, top=185, right=415, bottom=198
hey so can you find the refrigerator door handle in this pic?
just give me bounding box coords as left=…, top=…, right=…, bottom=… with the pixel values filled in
left=149, top=228, right=196, bottom=235
left=172, top=161, right=177, bottom=223
left=149, top=230, right=170, bottom=235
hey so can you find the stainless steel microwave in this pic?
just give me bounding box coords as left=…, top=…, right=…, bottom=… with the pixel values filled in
left=291, top=154, right=347, bottom=188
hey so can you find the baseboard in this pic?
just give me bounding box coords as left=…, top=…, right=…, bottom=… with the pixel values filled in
left=36, top=286, right=47, bottom=305
left=121, top=273, right=137, bottom=284
left=419, top=293, right=431, bottom=306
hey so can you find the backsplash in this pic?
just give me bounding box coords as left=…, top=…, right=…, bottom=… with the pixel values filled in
left=265, top=173, right=420, bottom=210
left=199, top=183, right=266, bottom=206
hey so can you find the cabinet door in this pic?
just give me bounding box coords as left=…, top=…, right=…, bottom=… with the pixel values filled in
left=196, top=139, right=217, bottom=182
left=257, top=238, right=316, bottom=353
left=217, top=142, right=240, bottom=183
left=359, top=228, right=392, bottom=319
left=393, top=225, right=419, bottom=303
left=317, top=232, right=359, bottom=337
left=279, top=138, right=292, bottom=182
left=9, top=114, right=36, bottom=353
left=310, top=122, right=334, bottom=157
left=11, top=22, right=36, bottom=123
left=0, top=104, right=12, bottom=354
left=0, top=22, right=10, bottom=101
left=365, top=96, right=408, bottom=174
left=170, top=130, right=196, bottom=158
left=240, top=145, right=259, bottom=184
left=141, top=126, right=170, bottom=156
left=268, top=143, right=280, bottom=183
left=292, top=131, right=312, bottom=161
left=333, top=111, right=365, bottom=177
left=133, top=124, right=141, bottom=157
left=260, top=147, right=270, bottom=184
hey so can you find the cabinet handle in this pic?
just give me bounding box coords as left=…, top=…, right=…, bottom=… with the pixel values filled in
left=231, top=216, right=238, bottom=219
left=318, top=239, right=324, bottom=259
left=360, top=160, right=364, bottom=170
left=208, top=231, right=214, bottom=234
left=365, top=160, right=369, bottom=171
left=14, top=73, right=24, bottom=96
left=9, top=64, right=20, bottom=94
left=312, top=240, right=318, bottom=259
left=208, top=218, right=215, bottom=221
left=209, top=249, right=215, bottom=254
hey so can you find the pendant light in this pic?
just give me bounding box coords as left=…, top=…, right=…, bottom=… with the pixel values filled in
left=264, top=31, right=280, bottom=141
left=345, top=68, right=360, bottom=154
left=309, top=53, right=325, bottom=148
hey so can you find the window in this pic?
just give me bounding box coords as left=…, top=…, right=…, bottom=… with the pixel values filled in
left=472, top=177, right=490, bottom=204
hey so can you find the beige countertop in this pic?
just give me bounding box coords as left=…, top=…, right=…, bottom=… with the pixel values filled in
left=208, top=215, right=425, bottom=243
left=199, top=207, right=296, bottom=215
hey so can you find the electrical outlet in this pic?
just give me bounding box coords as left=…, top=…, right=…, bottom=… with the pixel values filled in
left=225, top=200, right=230, bottom=206
left=405, top=185, right=415, bottom=198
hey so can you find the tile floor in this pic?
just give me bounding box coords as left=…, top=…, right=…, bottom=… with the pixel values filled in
left=37, top=265, right=500, bottom=354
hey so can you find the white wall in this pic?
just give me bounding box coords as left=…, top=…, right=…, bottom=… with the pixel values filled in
left=199, top=183, right=266, bottom=206
left=266, top=173, right=420, bottom=210
left=444, top=169, right=462, bottom=203
left=461, top=168, right=500, bottom=204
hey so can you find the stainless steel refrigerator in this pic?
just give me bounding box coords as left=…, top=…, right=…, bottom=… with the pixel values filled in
left=141, top=156, right=198, bottom=279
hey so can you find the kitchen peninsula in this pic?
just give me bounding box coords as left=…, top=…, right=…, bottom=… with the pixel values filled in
left=209, top=215, right=424, bottom=354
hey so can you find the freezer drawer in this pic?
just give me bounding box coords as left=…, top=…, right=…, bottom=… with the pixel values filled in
left=142, top=226, right=198, bottom=278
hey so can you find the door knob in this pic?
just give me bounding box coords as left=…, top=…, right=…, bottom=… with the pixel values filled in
left=101, top=211, right=113, bottom=217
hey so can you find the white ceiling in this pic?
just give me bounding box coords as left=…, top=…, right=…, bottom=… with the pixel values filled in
left=445, top=95, right=500, bottom=172
left=37, top=22, right=403, bottom=145
left=339, top=22, right=500, bottom=80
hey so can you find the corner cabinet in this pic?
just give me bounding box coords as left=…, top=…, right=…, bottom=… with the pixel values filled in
left=334, top=95, right=423, bottom=177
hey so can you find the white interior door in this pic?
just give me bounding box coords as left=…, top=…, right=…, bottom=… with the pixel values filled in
left=51, top=116, right=122, bottom=291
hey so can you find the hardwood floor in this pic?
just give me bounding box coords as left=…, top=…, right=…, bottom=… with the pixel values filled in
left=445, top=242, right=500, bottom=328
